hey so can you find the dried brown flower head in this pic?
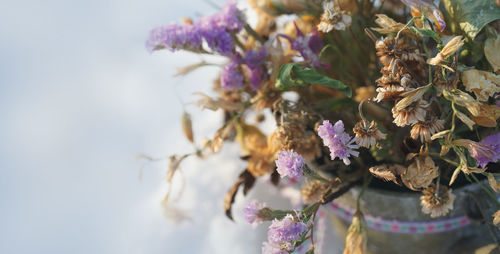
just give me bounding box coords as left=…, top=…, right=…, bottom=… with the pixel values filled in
left=402, top=155, right=439, bottom=190
left=268, top=123, right=321, bottom=161
left=433, top=68, right=459, bottom=96
left=317, top=1, right=352, bottom=33
left=353, top=120, right=387, bottom=148
left=410, top=118, right=445, bottom=143
left=420, top=184, right=456, bottom=218
left=301, top=180, right=327, bottom=204
left=391, top=100, right=428, bottom=127
left=343, top=210, right=367, bottom=254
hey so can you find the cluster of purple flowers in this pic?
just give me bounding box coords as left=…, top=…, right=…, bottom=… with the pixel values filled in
left=275, top=149, right=305, bottom=179
left=243, top=200, right=266, bottom=227
left=146, top=1, right=243, bottom=55
left=262, top=214, right=308, bottom=254
left=221, top=48, right=268, bottom=91
left=474, top=132, right=500, bottom=168
left=221, top=55, right=245, bottom=90
left=317, top=120, right=359, bottom=165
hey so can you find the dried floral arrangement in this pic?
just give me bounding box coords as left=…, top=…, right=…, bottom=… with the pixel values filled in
left=145, top=0, right=500, bottom=253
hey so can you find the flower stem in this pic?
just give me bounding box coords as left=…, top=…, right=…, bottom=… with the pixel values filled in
left=470, top=173, right=500, bottom=208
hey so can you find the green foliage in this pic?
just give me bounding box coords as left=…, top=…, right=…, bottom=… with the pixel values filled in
left=275, top=63, right=352, bottom=97
left=409, top=26, right=442, bottom=44
left=442, top=0, right=500, bottom=39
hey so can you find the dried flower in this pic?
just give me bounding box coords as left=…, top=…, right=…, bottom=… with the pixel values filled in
left=410, top=118, right=445, bottom=143
left=474, top=132, right=500, bottom=168
left=318, top=120, right=359, bottom=165
left=354, top=86, right=376, bottom=102
left=301, top=180, right=327, bottom=204
left=392, top=100, right=428, bottom=127
left=442, top=89, right=481, bottom=117
left=402, top=155, right=439, bottom=190
left=454, top=110, right=475, bottom=131
left=493, top=210, right=500, bottom=226
left=343, top=210, right=367, bottom=254
left=372, top=14, right=405, bottom=34
left=400, top=0, right=446, bottom=32
left=243, top=200, right=267, bottom=226
left=317, top=1, right=352, bottom=33
left=275, top=150, right=305, bottom=179
left=420, top=184, right=456, bottom=218
left=267, top=214, right=308, bottom=244
left=353, top=120, right=387, bottom=148
left=427, top=36, right=464, bottom=71
left=394, top=84, right=431, bottom=111
left=485, top=36, right=500, bottom=72
left=462, top=69, right=500, bottom=102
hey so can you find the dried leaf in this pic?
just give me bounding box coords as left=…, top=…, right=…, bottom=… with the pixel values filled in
left=455, top=110, right=475, bottom=130
left=224, top=176, right=244, bottom=221
left=487, top=173, right=500, bottom=193
left=174, top=61, right=208, bottom=77
left=192, top=92, right=243, bottom=111
left=485, top=36, right=500, bottom=72
left=369, top=164, right=405, bottom=186
left=240, top=170, right=256, bottom=195
left=431, top=130, right=451, bottom=140
left=181, top=112, right=194, bottom=143
left=395, top=85, right=431, bottom=111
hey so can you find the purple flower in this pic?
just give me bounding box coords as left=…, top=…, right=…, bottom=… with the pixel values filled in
left=475, top=132, right=500, bottom=168
left=242, top=48, right=268, bottom=90
left=267, top=214, right=308, bottom=244
left=221, top=56, right=245, bottom=90
left=275, top=150, right=305, bottom=179
left=290, top=25, right=324, bottom=68
left=317, top=120, right=359, bottom=165
left=146, top=1, right=243, bottom=56
left=243, top=200, right=266, bottom=226
left=146, top=24, right=203, bottom=53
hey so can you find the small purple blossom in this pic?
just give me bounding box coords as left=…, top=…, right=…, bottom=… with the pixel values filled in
left=317, top=120, right=359, bottom=165
left=221, top=56, right=245, bottom=90
left=290, top=25, right=325, bottom=68
left=267, top=214, right=308, bottom=244
left=146, top=24, right=203, bottom=52
left=475, top=132, right=500, bottom=168
left=243, top=200, right=266, bottom=226
left=275, top=150, right=305, bottom=179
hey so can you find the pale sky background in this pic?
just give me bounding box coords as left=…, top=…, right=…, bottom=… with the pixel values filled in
left=0, top=0, right=341, bottom=253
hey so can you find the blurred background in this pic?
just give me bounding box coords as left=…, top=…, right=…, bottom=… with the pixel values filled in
left=0, top=0, right=342, bottom=253
left=0, top=0, right=270, bottom=253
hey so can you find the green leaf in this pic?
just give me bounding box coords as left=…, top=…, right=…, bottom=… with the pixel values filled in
left=275, top=63, right=306, bottom=90
left=409, top=26, right=443, bottom=44
left=275, top=63, right=352, bottom=97
left=442, top=0, right=500, bottom=39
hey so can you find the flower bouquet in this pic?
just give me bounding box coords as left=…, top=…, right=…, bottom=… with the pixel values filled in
left=145, top=0, right=500, bottom=253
